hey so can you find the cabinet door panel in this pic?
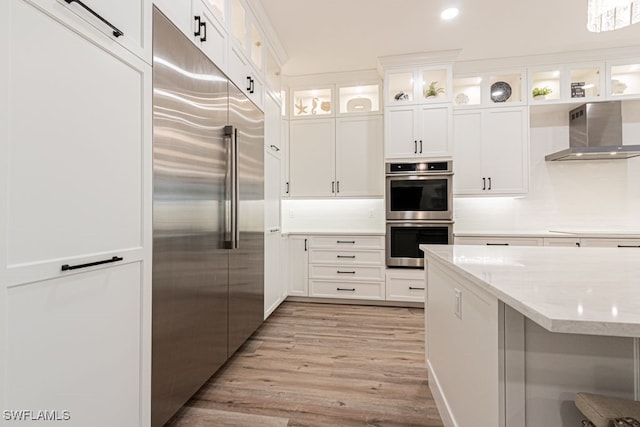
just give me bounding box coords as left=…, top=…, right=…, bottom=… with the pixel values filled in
left=453, top=111, right=484, bottom=194
left=483, top=109, right=528, bottom=194
left=193, top=0, right=227, bottom=70
left=264, top=231, right=282, bottom=318
left=265, top=149, right=281, bottom=230
left=336, top=116, right=383, bottom=197
left=289, top=119, right=335, bottom=197
left=418, top=105, right=451, bottom=156
left=385, top=107, right=416, bottom=158
left=288, top=236, right=309, bottom=296
left=7, top=1, right=147, bottom=267
left=6, top=262, right=142, bottom=427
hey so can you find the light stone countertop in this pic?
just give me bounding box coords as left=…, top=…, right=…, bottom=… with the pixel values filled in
left=454, top=230, right=640, bottom=238
left=420, top=244, right=640, bottom=337
left=282, top=231, right=385, bottom=236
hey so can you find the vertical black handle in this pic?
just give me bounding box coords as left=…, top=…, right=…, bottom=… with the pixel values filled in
left=332, top=181, right=335, bottom=193
left=336, top=181, right=340, bottom=193
left=304, top=238, right=307, bottom=251
left=250, top=79, right=255, bottom=94
left=64, top=0, right=124, bottom=37
left=200, top=21, right=207, bottom=42
left=482, top=177, right=486, bottom=190
left=286, top=182, right=289, bottom=194
left=419, top=140, right=423, bottom=154
left=414, top=140, right=417, bottom=154
left=488, top=177, right=492, bottom=190
left=194, top=16, right=202, bottom=37
left=246, top=76, right=252, bottom=91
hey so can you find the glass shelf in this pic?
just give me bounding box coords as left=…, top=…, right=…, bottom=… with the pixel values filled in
left=292, top=88, right=332, bottom=117
left=338, top=84, right=379, bottom=114
left=453, top=76, right=482, bottom=106
left=609, top=63, right=640, bottom=97
left=569, top=67, right=601, bottom=100
left=204, top=0, right=224, bottom=22
left=420, top=69, right=448, bottom=101
left=387, top=71, right=414, bottom=103
left=488, top=73, right=522, bottom=104
left=530, top=69, right=561, bottom=101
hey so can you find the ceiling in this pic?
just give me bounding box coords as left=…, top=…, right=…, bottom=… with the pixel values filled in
left=254, top=0, right=640, bottom=76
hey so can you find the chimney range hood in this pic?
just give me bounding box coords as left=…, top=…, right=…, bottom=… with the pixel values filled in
left=545, top=101, right=640, bottom=161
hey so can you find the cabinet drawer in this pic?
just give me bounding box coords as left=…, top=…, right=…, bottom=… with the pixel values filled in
left=309, top=280, right=385, bottom=300
left=309, top=249, right=384, bottom=265
left=386, top=275, right=426, bottom=303
left=580, top=238, right=640, bottom=248
left=454, top=236, right=543, bottom=246
left=309, top=235, right=385, bottom=249
left=309, top=265, right=385, bottom=281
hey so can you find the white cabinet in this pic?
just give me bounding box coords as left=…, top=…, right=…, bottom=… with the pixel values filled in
left=453, top=107, right=529, bottom=196
left=192, top=0, right=228, bottom=70
left=289, top=117, right=384, bottom=198
left=455, top=236, right=543, bottom=246
left=580, top=238, right=640, bottom=248
left=281, top=119, right=290, bottom=197
left=228, top=43, right=264, bottom=108
left=288, top=235, right=309, bottom=296
left=386, top=269, right=426, bottom=303
left=264, top=124, right=283, bottom=318
left=335, top=116, right=384, bottom=197
left=385, top=65, right=453, bottom=106
left=385, top=105, right=452, bottom=158
left=1, top=3, right=151, bottom=424
left=543, top=237, right=581, bottom=247
left=264, top=230, right=282, bottom=318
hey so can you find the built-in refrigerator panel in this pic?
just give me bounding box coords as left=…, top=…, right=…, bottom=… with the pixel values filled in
left=227, top=83, right=265, bottom=356
left=151, top=9, right=230, bottom=427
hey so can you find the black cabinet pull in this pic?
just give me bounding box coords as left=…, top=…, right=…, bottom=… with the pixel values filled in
left=246, top=76, right=252, bottom=91
left=576, top=242, right=581, bottom=247
left=336, top=181, right=340, bottom=193
left=249, top=78, right=255, bottom=94
left=194, top=16, right=202, bottom=37
left=337, top=240, right=355, bottom=244
left=200, top=21, right=207, bottom=42
left=618, top=245, right=640, bottom=248
left=332, top=181, right=335, bottom=193
left=419, top=140, right=423, bottom=154
left=482, top=177, right=486, bottom=190
left=337, top=255, right=356, bottom=259
left=409, top=286, right=426, bottom=290
left=414, top=140, right=417, bottom=154
left=64, top=0, right=124, bottom=37
left=304, top=238, right=307, bottom=251
left=337, top=287, right=356, bottom=292
left=486, top=243, right=509, bottom=246
left=61, top=256, right=123, bottom=271
left=270, top=144, right=280, bottom=152
left=488, top=177, right=492, bottom=190
left=286, top=182, right=289, bottom=194
left=337, top=270, right=356, bottom=274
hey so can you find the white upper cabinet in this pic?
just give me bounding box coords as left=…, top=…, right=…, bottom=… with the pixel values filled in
left=453, top=107, right=529, bottom=196
left=607, top=59, right=640, bottom=100
left=385, top=65, right=452, bottom=106
left=452, top=70, right=526, bottom=108
left=289, top=119, right=336, bottom=197
left=385, top=105, right=452, bottom=158
left=265, top=46, right=282, bottom=101
left=42, top=0, right=152, bottom=63
left=526, top=62, right=606, bottom=105
left=291, top=86, right=334, bottom=118
left=229, top=0, right=264, bottom=74
left=337, top=83, right=381, bottom=116
left=192, top=0, right=228, bottom=70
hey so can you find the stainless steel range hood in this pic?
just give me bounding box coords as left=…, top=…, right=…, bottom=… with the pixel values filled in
left=545, top=101, right=640, bottom=161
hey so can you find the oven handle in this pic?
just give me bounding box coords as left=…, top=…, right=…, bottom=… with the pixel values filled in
left=385, top=172, right=454, bottom=178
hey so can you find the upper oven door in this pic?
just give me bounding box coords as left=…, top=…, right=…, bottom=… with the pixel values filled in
left=386, top=174, right=453, bottom=220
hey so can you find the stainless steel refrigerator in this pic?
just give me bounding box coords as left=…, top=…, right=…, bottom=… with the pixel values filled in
left=151, top=9, right=264, bottom=427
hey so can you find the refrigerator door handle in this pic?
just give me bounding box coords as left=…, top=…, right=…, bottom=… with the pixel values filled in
left=233, top=127, right=240, bottom=249
left=224, top=125, right=234, bottom=249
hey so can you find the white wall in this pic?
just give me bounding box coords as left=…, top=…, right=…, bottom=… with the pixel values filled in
left=454, top=100, right=640, bottom=232
left=282, top=198, right=385, bottom=233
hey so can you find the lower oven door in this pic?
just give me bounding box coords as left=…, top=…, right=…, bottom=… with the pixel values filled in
left=386, top=221, right=453, bottom=268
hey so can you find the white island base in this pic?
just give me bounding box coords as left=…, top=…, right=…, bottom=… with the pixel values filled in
left=421, top=244, right=640, bottom=426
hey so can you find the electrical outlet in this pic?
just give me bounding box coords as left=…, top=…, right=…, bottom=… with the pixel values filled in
left=454, top=288, right=462, bottom=319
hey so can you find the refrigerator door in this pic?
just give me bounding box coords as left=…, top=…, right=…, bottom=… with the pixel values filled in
left=227, top=84, right=265, bottom=356
left=152, top=9, right=229, bottom=427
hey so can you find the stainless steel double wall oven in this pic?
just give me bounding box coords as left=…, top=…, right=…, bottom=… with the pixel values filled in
left=386, top=160, right=453, bottom=267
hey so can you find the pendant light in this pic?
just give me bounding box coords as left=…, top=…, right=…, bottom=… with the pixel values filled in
left=587, top=0, right=640, bottom=32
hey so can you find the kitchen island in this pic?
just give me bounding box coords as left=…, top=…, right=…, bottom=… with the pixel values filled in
left=421, top=244, right=640, bottom=426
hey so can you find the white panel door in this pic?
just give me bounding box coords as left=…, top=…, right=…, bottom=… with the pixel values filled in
left=288, top=236, right=309, bottom=296
left=281, top=119, right=290, bottom=197
left=193, top=0, right=228, bottom=71
left=6, top=0, right=148, bottom=269
left=289, top=119, right=335, bottom=197
left=335, top=116, right=383, bottom=197
left=264, top=230, right=282, bottom=318
left=483, top=108, right=528, bottom=194
left=417, top=105, right=451, bottom=156
left=6, top=262, right=142, bottom=427
left=264, top=148, right=281, bottom=230
left=385, top=106, right=417, bottom=158
left=453, top=110, right=484, bottom=195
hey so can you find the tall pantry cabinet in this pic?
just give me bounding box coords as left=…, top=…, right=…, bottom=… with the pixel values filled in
left=0, top=1, right=152, bottom=426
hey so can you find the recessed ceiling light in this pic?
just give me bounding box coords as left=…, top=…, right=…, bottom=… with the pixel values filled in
left=441, top=7, right=459, bottom=20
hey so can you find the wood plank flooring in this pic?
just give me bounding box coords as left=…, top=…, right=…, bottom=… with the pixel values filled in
left=165, top=301, right=443, bottom=427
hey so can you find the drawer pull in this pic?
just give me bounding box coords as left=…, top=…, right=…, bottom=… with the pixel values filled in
left=486, top=243, right=509, bottom=246
left=64, top=0, right=124, bottom=37
left=337, top=240, right=356, bottom=244
left=337, top=270, right=356, bottom=274
left=337, top=287, right=356, bottom=292
left=337, top=255, right=356, bottom=259
left=618, top=245, right=640, bottom=248
left=409, top=286, right=425, bottom=290
left=61, top=256, right=123, bottom=271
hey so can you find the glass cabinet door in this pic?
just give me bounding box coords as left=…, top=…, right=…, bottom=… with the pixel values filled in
left=530, top=69, right=561, bottom=102
left=265, top=48, right=281, bottom=96
left=204, top=0, right=225, bottom=23
left=488, top=72, right=523, bottom=105
left=568, top=65, right=603, bottom=101
left=609, top=62, right=640, bottom=98
left=250, top=21, right=263, bottom=71
left=292, top=88, right=332, bottom=118
left=420, top=68, right=449, bottom=103
left=338, top=84, right=380, bottom=114
left=386, top=71, right=415, bottom=105
left=230, top=0, right=246, bottom=48
left=452, top=76, right=482, bottom=107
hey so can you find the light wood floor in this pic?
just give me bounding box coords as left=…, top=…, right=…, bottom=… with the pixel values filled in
left=166, top=301, right=443, bottom=427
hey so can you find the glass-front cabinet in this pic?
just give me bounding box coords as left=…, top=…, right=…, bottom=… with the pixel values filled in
left=528, top=68, right=562, bottom=103
left=568, top=64, right=604, bottom=102
left=204, top=0, right=225, bottom=23
left=608, top=60, right=640, bottom=99
left=452, top=70, right=525, bottom=108
left=265, top=47, right=281, bottom=101
left=338, top=83, right=380, bottom=115
left=385, top=65, right=452, bottom=106
left=452, top=76, right=482, bottom=107
left=229, top=0, right=263, bottom=73
left=230, top=0, right=246, bottom=49
left=488, top=72, right=524, bottom=105
left=291, top=87, right=333, bottom=118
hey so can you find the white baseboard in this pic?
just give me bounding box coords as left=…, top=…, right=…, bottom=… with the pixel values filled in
left=427, top=359, right=457, bottom=427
